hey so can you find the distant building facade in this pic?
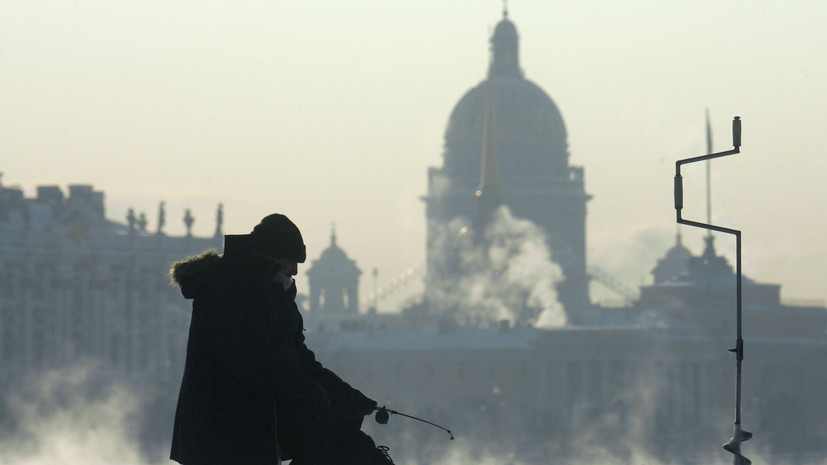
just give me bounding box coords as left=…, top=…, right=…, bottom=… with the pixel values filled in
left=314, top=234, right=827, bottom=461
left=0, top=176, right=220, bottom=380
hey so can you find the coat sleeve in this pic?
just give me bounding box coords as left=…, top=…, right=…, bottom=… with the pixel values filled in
left=293, top=312, right=377, bottom=417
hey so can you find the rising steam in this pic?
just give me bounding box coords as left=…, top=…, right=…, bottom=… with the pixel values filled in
left=0, top=365, right=167, bottom=465
left=428, top=206, right=566, bottom=327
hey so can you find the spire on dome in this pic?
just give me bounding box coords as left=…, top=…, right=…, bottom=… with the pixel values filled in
left=701, top=234, right=717, bottom=261
left=330, top=222, right=337, bottom=247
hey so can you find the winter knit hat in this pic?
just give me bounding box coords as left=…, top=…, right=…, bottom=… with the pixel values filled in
left=249, top=214, right=307, bottom=263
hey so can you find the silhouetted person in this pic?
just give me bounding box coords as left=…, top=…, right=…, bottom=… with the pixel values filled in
left=170, top=213, right=394, bottom=465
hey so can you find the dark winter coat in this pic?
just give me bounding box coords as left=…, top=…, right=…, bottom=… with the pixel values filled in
left=169, top=235, right=375, bottom=465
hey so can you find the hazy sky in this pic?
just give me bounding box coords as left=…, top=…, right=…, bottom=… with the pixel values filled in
left=3, top=1, right=825, bottom=308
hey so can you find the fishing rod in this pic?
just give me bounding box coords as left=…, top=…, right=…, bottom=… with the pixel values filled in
left=374, top=406, right=455, bottom=440
left=674, top=116, right=751, bottom=465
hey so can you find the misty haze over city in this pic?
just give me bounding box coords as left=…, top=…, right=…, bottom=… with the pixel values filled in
left=2, top=2, right=827, bottom=465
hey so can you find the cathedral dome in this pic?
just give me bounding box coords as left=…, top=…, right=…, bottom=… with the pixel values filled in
left=441, top=16, right=569, bottom=185
left=425, top=13, right=591, bottom=317
left=443, top=78, right=568, bottom=180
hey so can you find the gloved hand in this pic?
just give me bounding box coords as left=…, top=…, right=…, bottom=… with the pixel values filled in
left=335, top=389, right=377, bottom=417
left=357, top=396, right=378, bottom=416
left=342, top=395, right=375, bottom=430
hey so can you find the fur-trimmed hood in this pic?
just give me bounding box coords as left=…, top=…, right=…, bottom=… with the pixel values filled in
left=170, top=249, right=222, bottom=299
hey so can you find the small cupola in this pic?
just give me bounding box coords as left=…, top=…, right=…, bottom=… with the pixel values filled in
left=305, top=226, right=362, bottom=315
left=488, top=11, right=522, bottom=78
left=651, top=232, right=693, bottom=284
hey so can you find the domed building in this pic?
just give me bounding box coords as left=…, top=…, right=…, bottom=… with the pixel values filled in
left=651, top=232, right=693, bottom=284
left=423, top=12, right=592, bottom=321
left=305, top=228, right=362, bottom=315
